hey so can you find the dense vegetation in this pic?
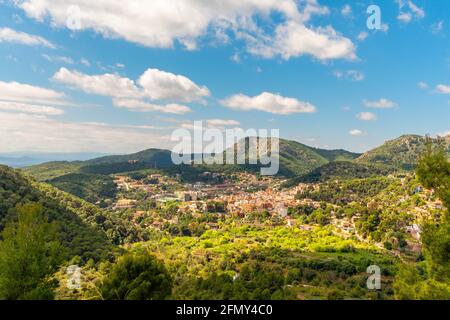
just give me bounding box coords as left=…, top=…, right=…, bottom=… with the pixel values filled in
left=356, top=135, right=450, bottom=170
left=48, top=173, right=117, bottom=205
left=1, top=135, right=449, bottom=300
left=393, top=141, right=450, bottom=299
left=100, top=252, right=172, bottom=300
left=0, top=165, right=138, bottom=261
left=0, top=203, right=63, bottom=299
left=285, top=161, right=395, bottom=186
left=296, top=177, right=392, bottom=205
left=132, top=226, right=397, bottom=300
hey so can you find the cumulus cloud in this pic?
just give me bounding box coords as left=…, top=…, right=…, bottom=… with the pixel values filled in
left=0, top=27, right=55, bottom=48
left=357, top=112, right=377, bottom=121
left=243, top=21, right=356, bottom=61
left=0, top=111, right=172, bottom=153
left=53, top=67, right=208, bottom=105
left=363, top=98, right=397, bottom=109
left=436, top=84, right=450, bottom=94
left=53, top=68, right=140, bottom=98
left=14, top=0, right=295, bottom=48
left=14, top=0, right=356, bottom=61
left=220, top=92, right=316, bottom=115
left=349, top=129, right=366, bottom=136
left=52, top=67, right=209, bottom=114
left=138, top=68, right=210, bottom=103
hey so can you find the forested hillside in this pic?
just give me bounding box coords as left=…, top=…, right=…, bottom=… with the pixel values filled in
left=357, top=135, right=450, bottom=170
left=0, top=165, right=112, bottom=262
left=0, top=166, right=148, bottom=261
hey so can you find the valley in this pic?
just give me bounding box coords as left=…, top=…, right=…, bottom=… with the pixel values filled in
left=1, top=134, right=449, bottom=300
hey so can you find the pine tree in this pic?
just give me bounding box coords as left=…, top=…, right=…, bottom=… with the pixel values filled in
left=0, top=203, right=63, bottom=300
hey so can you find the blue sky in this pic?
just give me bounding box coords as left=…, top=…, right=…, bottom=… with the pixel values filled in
left=0, top=0, right=449, bottom=154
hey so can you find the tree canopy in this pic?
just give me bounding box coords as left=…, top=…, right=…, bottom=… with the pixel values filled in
left=100, top=252, right=172, bottom=300
left=0, top=203, right=63, bottom=300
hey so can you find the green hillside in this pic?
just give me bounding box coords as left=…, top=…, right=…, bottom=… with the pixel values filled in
left=0, top=165, right=112, bottom=262
left=284, top=161, right=396, bottom=186
left=23, top=138, right=348, bottom=182
left=0, top=166, right=147, bottom=260
left=84, top=148, right=174, bottom=167
left=356, top=135, right=450, bottom=170
left=224, top=137, right=331, bottom=176
left=23, top=161, right=83, bottom=181
left=47, top=173, right=117, bottom=205
left=312, top=148, right=361, bottom=162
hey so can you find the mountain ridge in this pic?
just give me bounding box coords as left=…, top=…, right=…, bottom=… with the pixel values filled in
left=20, top=134, right=450, bottom=184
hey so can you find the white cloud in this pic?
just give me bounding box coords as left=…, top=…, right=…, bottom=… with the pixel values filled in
left=243, top=21, right=357, bottom=61
left=53, top=68, right=140, bottom=98
left=341, top=4, right=352, bottom=17
left=0, top=101, right=64, bottom=116
left=363, top=98, right=397, bottom=109
left=54, top=67, right=209, bottom=105
left=0, top=80, right=67, bottom=105
left=14, top=0, right=297, bottom=48
left=112, top=99, right=190, bottom=115
left=220, top=91, right=316, bottom=115
left=52, top=67, right=208, bottom=114
left=349, top=129, right=366, bottom=136
left=0, top=112, right=172, bottom=153
left=0, top=27, right=55, bottom=48
left=357, top=112, right=377, bottom=121
left=436, top=84, right=450, bottom=94
left=334, top=70, right=364, bottom=81
left=14, top=0, right=355, bottom=61
left=138, top=68, right=210, bottom=103
left=357, top=31, right=368, bottom=41
left=418, top=81, right=429, bottom=89
left=42, top=54, right=74, bottom=64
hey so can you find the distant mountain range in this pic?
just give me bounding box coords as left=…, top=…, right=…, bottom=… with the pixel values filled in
left=9, top=133, right=449, bottom=204
left=0, top=152, right=108, bottom=168
left=16, top=134, right=450, bottom=182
